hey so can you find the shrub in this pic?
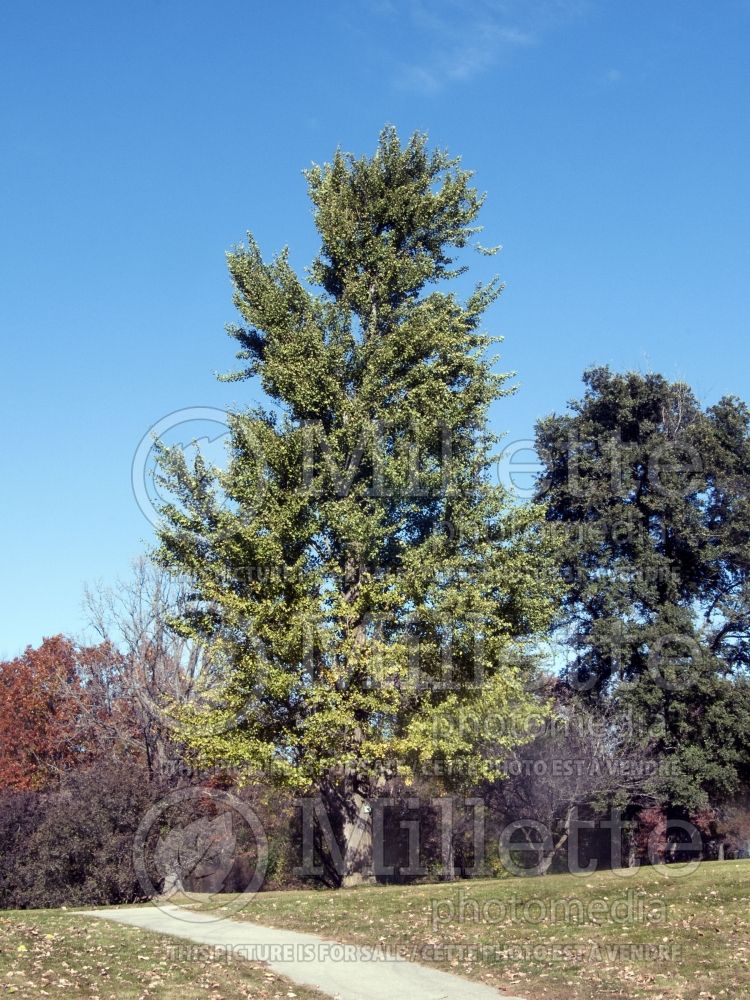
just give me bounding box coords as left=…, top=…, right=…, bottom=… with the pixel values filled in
left=0, top=758, right=159, bottom=908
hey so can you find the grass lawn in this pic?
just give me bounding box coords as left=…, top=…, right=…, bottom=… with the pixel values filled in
left=0, top=907, right=327, bottom=1000
left=181, top=859, right=750, bottom=1000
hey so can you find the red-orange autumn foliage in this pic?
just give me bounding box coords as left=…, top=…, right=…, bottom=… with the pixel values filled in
left=0, top=636, right=112, bottom=791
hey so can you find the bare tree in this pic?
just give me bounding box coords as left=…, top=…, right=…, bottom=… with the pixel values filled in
left=488, top=686, right=659, bottom=870
left=82, top=558, right=220, bottom=778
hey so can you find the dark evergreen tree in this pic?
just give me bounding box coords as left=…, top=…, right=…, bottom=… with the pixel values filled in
left=535, top=367, right=750, bottom=812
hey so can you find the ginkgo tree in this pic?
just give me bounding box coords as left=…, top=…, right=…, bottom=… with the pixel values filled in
left=156, top=127, right=558, bottom=884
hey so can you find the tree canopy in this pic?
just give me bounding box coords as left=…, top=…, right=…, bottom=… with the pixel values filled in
left=535, top=367, right=750, bottom=810
left=155, top=128, right=559, bottom=878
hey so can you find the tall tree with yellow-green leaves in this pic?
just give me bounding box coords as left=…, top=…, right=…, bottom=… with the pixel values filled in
left=156, top=127, right=558, bottom=884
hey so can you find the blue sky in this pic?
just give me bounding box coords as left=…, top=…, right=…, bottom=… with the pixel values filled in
left=1, top=0, right=749, bottom=656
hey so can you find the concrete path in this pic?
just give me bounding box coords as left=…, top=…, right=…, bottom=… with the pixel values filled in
left=83, top=903, right=523, bottom=1000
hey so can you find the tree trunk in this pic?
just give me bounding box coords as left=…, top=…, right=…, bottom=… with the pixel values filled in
left=552, top=805, right=575, bottom=867
left=444, top=837, right=456, bottom=881
left=161, top=869, right=183, bottom=897
left=341, top=780, right=375, bottom=887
